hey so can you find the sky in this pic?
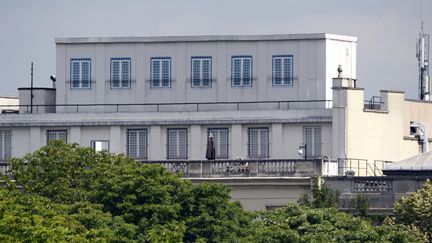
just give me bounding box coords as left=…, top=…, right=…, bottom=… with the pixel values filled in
left=0, top=0, right=431, bottom=99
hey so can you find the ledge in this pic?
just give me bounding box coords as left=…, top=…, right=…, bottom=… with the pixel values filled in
left=363, top=109, right=388, bottom=114
left=55, top=33, right=358, bottom=44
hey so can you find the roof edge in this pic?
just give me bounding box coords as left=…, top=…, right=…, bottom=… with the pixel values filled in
left=55, top=33, right=358, bottom=44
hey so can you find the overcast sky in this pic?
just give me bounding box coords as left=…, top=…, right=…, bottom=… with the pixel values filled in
left=1, top=0, right=431, bottom=99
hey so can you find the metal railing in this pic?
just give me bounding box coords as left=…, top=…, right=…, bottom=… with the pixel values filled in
left=364, top=96, right=383, bottom=110
left=0, top=100, right=333, bottom=114
left=337, top=158, right=394, bottom=177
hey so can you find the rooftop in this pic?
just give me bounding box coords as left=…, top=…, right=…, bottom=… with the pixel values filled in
left=0, top=109, right=331, bottom=127
left=56, top=33, right=358, bottom=44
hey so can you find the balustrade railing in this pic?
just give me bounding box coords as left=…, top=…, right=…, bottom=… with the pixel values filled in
left=0, top=159, right=315, bottom=178
left=353, top=178, right=393, bottom=193
left=0, top=162, right=9, bottom=176
left=149, top=159, right=314, bottom=178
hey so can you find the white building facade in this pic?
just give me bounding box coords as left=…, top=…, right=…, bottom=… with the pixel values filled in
left=1, top=34, right=357, bottom=162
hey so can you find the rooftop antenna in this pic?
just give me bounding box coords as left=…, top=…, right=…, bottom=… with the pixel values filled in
left=417, top=0, right=430, bottom=100
left=30, top=62, right=34, bottom=113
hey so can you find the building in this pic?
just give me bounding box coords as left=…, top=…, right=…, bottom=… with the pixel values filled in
left=2, top=33, right=357, bottom=161
left=1, top=33, right=432, bottom=210
left=0, top=96, right=18, bottom=113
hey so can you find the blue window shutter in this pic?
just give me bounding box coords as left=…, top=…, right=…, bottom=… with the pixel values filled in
left=72, top=61, right=80, bottom=88
left=243, top=58, right=251, bottom=86
left=81, top=61, right=90, bottom=88
left=112, top=60, right=120, bottom=87
left=274, top=58, right=282, bottom=85
left=192, top=59, right=201, bottom=86
left=284, top=57, right=292, bottom=85
left=152, top=60, right=160, bottom=86
left=121, top=60, right=129, bottom=87
left=162, top=59, right=170, bottom=87
left=233, top=58, right=241, bottom=86
left=202, top=59, right=210, bottom=86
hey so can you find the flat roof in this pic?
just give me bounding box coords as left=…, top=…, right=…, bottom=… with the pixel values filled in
left=56, top=33, right=358, bottom=44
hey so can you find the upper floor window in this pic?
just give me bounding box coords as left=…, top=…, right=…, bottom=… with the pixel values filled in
left=208, top=128, right=229, bottom=159
left=303, top=126, right=321, bottom=158
left=0, top=130, right=11, bottom=161
left=191, top=56, right=212, bottom=87
left=231, top=56, right=252, bottom=87
left=272, top=55, right=293, bottom=86
left=111, top=57, right=131, bottom=88
left=126, top=129, right=148, bottom=160
left=167, top=128, right=188, bottom=159
left=47, top=130, right=67, bottom=144
left=151, top=57, right=171, bottom=87
left=70, top=58, right=91, bottom=89
left=248, top=127, right=269, bottom=158
left=91, top=140, right=110, bottom=152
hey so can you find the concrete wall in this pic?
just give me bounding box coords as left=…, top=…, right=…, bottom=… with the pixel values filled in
left=55, top=36, right=357, bottom=110
left=332, top=79, right=432, bottom=175
left=18, top=88, right=56, bottom=113
left=192, top=177, right=312, bottom=211
left=0, top=96, right=19, bottom=112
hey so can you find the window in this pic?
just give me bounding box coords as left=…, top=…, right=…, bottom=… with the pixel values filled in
left=47, top=130, right=67, bottom=144
left=272, top=55, right=293, bottom=86
left=208, top=128, right=229, bottom=159
left=111, top=57, right=131, bottom=88
left=70, top=58, right=91, bottom=88
left=231, top=56, right=252, bottom=86
left=0, top=130, right=11, bottom=161
left=126, top=129, right=148, bottom=160
left=191, top=56, right=212, bottom=87
left=91, top=140, right=109, bottom=152
left=303, top=126, right=321, bottom=158
left=151, top=57, right=171, bottom=87
left=167, top=128, right=188, bottom=159
left=248, top=128, right=269, bottom=158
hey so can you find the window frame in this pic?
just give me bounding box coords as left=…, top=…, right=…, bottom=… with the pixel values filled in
left=231, top=56, right=253, bottom=87
left=272, top=55, right=293, bottom=86
left=150, top=57, right=172, bottom=88
left=191, top=56, right=212, bottom=88
left=303, top=126, right=322, bottom=158
left=46, top=130, right=68, bottom=144
left=126, top=129, right=148, bottom=160
left=247, top=127, right=269, bottom=159
left=110, top=57, right=131, bottom=89
left=207, top=128, right=229, bottom=159
left=90, top=140, right=110, bottom=152
left=166, top=128, right=188, bottom=160
left=0, top=130, right=11, bottom=161
left=70, top=58, right=91, bottom=89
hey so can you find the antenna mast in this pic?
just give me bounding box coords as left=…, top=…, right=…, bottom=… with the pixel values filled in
left=417, top=0, right=430, bottom=100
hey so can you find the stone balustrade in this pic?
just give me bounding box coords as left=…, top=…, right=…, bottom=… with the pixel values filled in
left=147, top=159, right=320, bottom=178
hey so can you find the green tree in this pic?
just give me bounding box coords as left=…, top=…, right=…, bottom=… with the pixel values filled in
left=8, top=141, right=251, bottom=242
left=0, top=187, right=137, bottom=242
left=394, top=179, right=432, bottom=241
left=247, top=204, right=426, bottom=243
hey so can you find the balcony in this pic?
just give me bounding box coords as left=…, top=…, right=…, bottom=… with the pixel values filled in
left=0, top=159, right=322, bottom=178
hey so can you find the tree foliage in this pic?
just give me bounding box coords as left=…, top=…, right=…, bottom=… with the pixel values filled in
left=247, top=204, right=426, bottom=243
left=394, top=179, right=432, bottom=241
left=7, top=141, right=251, bottom=242
left=1, top=141, right=427, bottom=242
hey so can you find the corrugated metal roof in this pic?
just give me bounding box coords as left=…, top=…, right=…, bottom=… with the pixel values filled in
left=385, top=151, right=432, bottom=171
